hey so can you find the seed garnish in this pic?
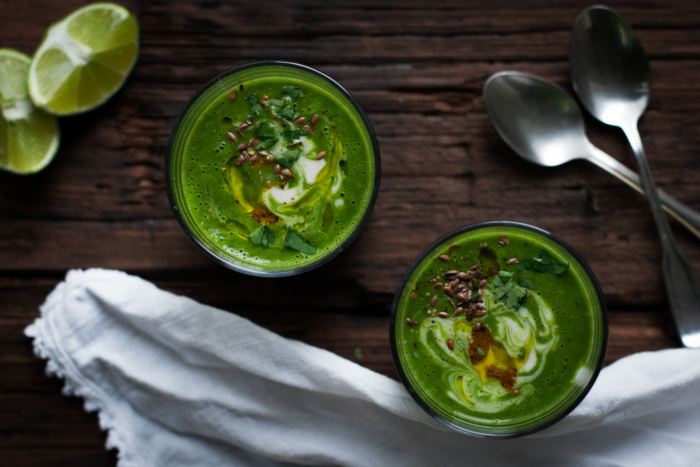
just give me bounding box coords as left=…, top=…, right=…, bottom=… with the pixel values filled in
left=316, top=151, right=327, bottom=160
left=447, top=339, right=455, bottom=351
left=449, top=245, right=460, bottom=251
left=311, top=114, right=319, bottom=126
left=303, top=124, right=313, bottom=134
left=488, top=266, right=498, bottom=276
left=228, top=91, right=237, bottom=101
left=411, top=292, right=417, bottom=300
left=281, top=169, right=294, bottom=179
left=439, top=255, right=450, bottom=262
left=294, top=117, right=306, bottom=126
left=406, top=317, right=416, bottom=327
left=454, top=307, right=464, bottom=317
left=433, top=283, right=443, bottom=290
left=475, top=310, right=487, bottom=318
left=430, top=295, right=438, bottom=307
left=226, top=132, right=237, bottom=142
left=238, top=142, right=248, bottom=151
left=500, top=236, right=509, bottom=245
left=445, top=288, right=454, bottom=298
left=507, top=258, right=519, bottom=265
left=438, top=312, right=449, bottom=319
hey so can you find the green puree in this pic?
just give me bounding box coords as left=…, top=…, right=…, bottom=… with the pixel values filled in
left=180, top=76, right=374, bottom=270
left=396, top=227, right=603, bottom=428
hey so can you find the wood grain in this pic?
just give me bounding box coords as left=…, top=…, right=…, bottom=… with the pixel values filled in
left=1, top=0, right=697, bottom=465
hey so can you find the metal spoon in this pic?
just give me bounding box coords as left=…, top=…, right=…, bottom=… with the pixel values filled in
left=483, top=71, right=700, bottom=241
left=570, top=5, right=700, bottom=348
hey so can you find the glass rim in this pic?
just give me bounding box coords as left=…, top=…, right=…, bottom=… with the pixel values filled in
left=389, top=220, right=609, bottom=439
left=164, top=61, right=382, bottom=277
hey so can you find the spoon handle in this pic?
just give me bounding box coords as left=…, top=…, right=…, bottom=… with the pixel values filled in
left=587, top=145, right=700, bottom=241
left=622, top=125, right=700, bottom=348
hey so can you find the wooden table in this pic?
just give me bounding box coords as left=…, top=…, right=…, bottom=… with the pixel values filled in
left=2, top=0, right=697, bottom=464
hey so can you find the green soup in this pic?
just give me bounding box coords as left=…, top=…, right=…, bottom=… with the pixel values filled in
left=166, top=63, right=379, bottom=275
left=391, top=223, right=607, bottom=437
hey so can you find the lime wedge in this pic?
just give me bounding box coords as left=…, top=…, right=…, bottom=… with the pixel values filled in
left=28, top=3, right=139, bottom=116
left=0, top=49, right=60, bottom=175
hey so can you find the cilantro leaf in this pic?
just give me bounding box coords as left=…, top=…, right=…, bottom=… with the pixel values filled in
left=492, top=270, right=527, bottom=310
left=264, top=98, right=285, bottom=108
left=279, top=129, right=309, bottom=144
left=518, top=278, right=534, bottom=290
left=255, top=138, right=278, bottom=150
left=250, top=225, right=275, bottom=250
left=498, top=270, right=512, bottom=284
left=255, top=122, right=277, bottom=140
left=275, top=149, right=301, bottom=168
left=277, top=106, right=295, bottom=120
left=516, top=251, right=569, bottom=275
left=246, top=93, right=263, bottom=117
left=284, top=230, right=317, bottom=254
left=477, top=347, right=486, bottom=356
left=282, top=85, right=305, bottom=101
left=470, top=292, right=481, bottom=301
left=519, top=347, right=526, bottom=359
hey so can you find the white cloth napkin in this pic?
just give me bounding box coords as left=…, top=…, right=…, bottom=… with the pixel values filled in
left=26, top=269, right=700, bottom=467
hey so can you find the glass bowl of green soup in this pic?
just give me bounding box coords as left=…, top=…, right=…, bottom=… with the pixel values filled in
left=390, top=221, right=608, bottom=438
left=165, top=62, right=380, bottom=276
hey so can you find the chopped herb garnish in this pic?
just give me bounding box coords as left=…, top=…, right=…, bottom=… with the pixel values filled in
left=277, top=106, right=296, bottom=120
left=477, top=347, right=486, bottom=356
left=275, top=149, right=301, bottom=167
left=254, top=138, right=278, bottom=150
left=246, top=93, right=263, bottom=117
left=517, top=250, right=569, bottom=275
left=470, top=292, right=481, bottom=301
left=282, top=85, right=305, bottom=101
left=471, top=279, right=480, bottom=288
left=284, top=230, right=317, bottom=254
left=250, top=225, right=275, bottom=249
left=492, top=270, right=527, bottom=310
left=255, top=122, right=277, bottom=139
left=279, top=129, right=309, bottom=144
left=264, top=98, right=285, bottom=108
left=354, top=347, right=363, bottom=360
left=518, top=278, right=535, bottom=290
left=519, top=347, right=526, bottom=359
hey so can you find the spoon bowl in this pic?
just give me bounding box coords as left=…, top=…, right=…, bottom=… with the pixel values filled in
left=570, top=6, right=651, bottom=126
left=483, top=72, right=589, bottom=168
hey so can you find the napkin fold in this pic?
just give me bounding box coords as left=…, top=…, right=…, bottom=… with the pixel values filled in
left=26, top=269, right=700, bottom=467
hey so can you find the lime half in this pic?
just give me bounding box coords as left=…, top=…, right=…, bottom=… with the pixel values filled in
left=28, top=3, right=139, bottom=116
left=0, top=49, right=60, bottom=175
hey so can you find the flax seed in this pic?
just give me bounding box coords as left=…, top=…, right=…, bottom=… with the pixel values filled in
left=235, top=157, right=246, bottom=165
left=454, top=307, right=464, bottom=317
left=226, top=132, right=237, bottom=142
left=450, top=279, right=460, bottom=288
left=438, top=312, right=449, bottom=319
left=303, top=124, right=313, bottom=135
left=238, top=142, right=248, bottom=152
left=430, top=295, right=438, bottom=307
left=475, top=310, right=487, bottom=318
left=439, top=255, right=450, bottom=262
left=449, top=245, right=460, bottom=251
left=479, top=279, right=487, bottom=287
left=228, top=91, right=237, bottom=101
left=508, top=258, right=518, bottom=265
left=274, top=164, right=281, bottom=176
left=500, top=236, right=509, bottom=245
left=476, top=303, right=485, bottom=310
left=239, top=123, right=250, bottom=132
left=469, top=265, right=478, bottom=272
left=411, top=292, right=417, bottom=300
left=311, top=114, right=319, bottom=126
left=249, top=139, right=261, bottom=147
left=433, top=283, right=443, bottom=290
left=473, top=322, right=482, bottom=332
left=447, top=339, right=455, bottom=351
left=316, top=151, right=326, bottom=161
left=406, top=317, right=416, bottom=327
left=281, top=169, right=294, bottom=179
left=488, top=266, right=498, bottom=276
left=294, top=117, right=306, bottom=126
